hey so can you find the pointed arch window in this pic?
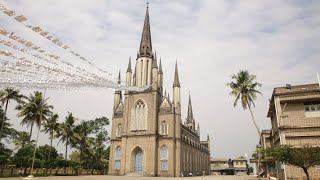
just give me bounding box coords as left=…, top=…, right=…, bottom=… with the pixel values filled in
left=131, top=100, right=147, bottom=130
left=160, top=145, right=168, bottom=171
left=116, top=124, right=122, bottom=137
left=160, top=121, right=168, bottom=135
left=115, top=146, right=121, bottom=170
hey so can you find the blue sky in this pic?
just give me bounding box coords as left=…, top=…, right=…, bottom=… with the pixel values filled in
left=1, top=0, right=320, bottom=159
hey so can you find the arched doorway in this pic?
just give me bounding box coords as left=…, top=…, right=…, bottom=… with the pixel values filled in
left=134, top=150, right=143, bottom=175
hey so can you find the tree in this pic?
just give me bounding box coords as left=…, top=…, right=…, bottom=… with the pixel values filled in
left=0, top=107, right=17, bottom=143
left=13, top=144, right=59, bottom=168
left=56, top=112, right=77, bottom=160
left=42, top=113, right=59, bottom=161
left=13, top=131, right=34, bottom=150
left=227, top=70, right=262, bottom=177
left=265, top=145, right=320, bottom=180
left=0, top=88, right=24, bottom=142
left=0, top=143, right=12, bottom=165
left=69, top=150, right=80, bottom=162
left=72, top=120, right=93, bottom=163
left=16, top=91, right=53, bottom=173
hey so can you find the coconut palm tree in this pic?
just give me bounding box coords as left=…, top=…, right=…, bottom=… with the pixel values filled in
left=42, top=113, right=59, bottom=161
left=72, top=120, right=93, bottom=163
left=227, top=70, right=262, bottom=177
left=13, top=131, right=34, bottom=150
left=17, top=91, right=53, bottom=137
left=56, top=112, right=77, bottom=160
left=16, top=91, right=53, bottom=175
left=0, top=88, right=24, bottom=142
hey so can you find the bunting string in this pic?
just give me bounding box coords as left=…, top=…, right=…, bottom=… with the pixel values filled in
left=0, top=3, right=149, bottom=91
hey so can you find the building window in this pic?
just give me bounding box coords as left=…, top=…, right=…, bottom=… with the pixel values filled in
left=304, top=102, right=320, bottom=112
left=116, top=124, right=122, bottom=137
left=115, top=146, right=121, bottom=170
left=131, top=100, right=147, bottom=130
left=304, top=101, right=320, bottom=118
left=160, top=145, right=168, bottom=171
left=160, top=121, right=168, bottom=135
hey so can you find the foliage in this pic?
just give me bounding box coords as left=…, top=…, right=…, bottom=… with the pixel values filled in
left=56, top=112, right=77, bottom=160
left=265, top=145, right=320, bottom=180
left=0, top=143, right=12, bottom=165
left=246, top=163, right=253, bottom=175
left=13, top=131, right=33, bottom=150
left=0, top=88, right=24, bottom=142
left=13, top=144, right=59, bottom=168
left=69, top=150, right=80, bottom=162
left=0, top=107, right=17, bottom=143
left=17, top=91, right=53, bottom=142
left=227, top=70, right=262, bottom=110
left=42, top=113, right=59, bottom=161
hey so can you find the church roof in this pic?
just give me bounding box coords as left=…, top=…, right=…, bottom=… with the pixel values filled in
left=139, top=6, right=152, bottom=57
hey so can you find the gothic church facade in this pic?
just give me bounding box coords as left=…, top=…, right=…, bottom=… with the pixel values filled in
left=108, top=6, right=210, bottom=177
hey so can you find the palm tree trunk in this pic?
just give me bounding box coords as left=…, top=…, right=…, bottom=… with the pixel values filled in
left=29, top=121, right=34, bottom=143
left=0, top=99, right=9, bottom=143
left=48, top=131, right=53, bottom=161
left=248, top=106, right=262, bottom=179
left=80, top=145, right=83, bottom=163
left=31, top=126, right=41, bottom=175
left=65, top=137, right=68, bottom=160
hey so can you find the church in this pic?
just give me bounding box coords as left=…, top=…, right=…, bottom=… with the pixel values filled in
left=108, top=5, right=211, bottom=177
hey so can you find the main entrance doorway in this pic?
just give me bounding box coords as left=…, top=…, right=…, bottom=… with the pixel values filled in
left=134, top=151, right=143, bottom=175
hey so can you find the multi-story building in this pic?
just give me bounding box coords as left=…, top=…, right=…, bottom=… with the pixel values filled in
left=108, top=5, right=210, bottom=177
left=257, top=83, right=320, bottom=179
left=210, top=157, right=248, bottom=175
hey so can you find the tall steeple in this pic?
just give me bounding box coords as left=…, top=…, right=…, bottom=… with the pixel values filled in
left=127, top=57, right=132, bottom=73
left=114, top=71, right=122, bottom=110
left=173, top=61, right=181, bottom=111
left=173, top=61, right=180, bottom=87
left=117, top=71, right=121, bottom=84
left=187, top=93, right=194, bottom=121
left=126, top=57, right=132, bottom=86
left=139, top=4, right=152, bottom=57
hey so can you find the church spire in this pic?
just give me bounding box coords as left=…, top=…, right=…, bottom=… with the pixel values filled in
left=187, top=93, right=194, bottom=120
left=139, top=4, right=152, bottom=57
left=173, top=61, right=180, bottom=87
left=127, top=57, right=132, bottom=73
left=117, top=70, right=121, bottom=84
left=158, top=58, right=163, bottom=74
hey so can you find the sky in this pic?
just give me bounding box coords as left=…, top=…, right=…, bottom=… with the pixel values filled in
left=1, top=0, right=320, bottom=159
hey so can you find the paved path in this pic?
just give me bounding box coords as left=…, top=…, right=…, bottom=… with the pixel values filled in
left=0, top=175, right=266, bottom=180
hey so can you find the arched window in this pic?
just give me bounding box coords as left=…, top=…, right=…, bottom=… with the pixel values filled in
left=131, top=100, right=147, bottom=130
left=116, top=124, right=122, bottom=137
left=160, top=121, right=168, bottom=135
left=115, top=146, right=121, bottom=170
left=160, top=145, right=168, bottom=171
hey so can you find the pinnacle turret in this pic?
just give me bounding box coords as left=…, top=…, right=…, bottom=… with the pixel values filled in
left=127, top=57, right=132, bottom=73
left=173, top=61, right=180, bottom=87
left=117, top=71, right=121, bottom=84
left=187, top=93, right=194, bottom=121
left=158, top=58, right=163, bottom=74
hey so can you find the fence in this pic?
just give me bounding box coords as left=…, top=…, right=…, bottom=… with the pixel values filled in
left=0, top=166, right=107, bottom=177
